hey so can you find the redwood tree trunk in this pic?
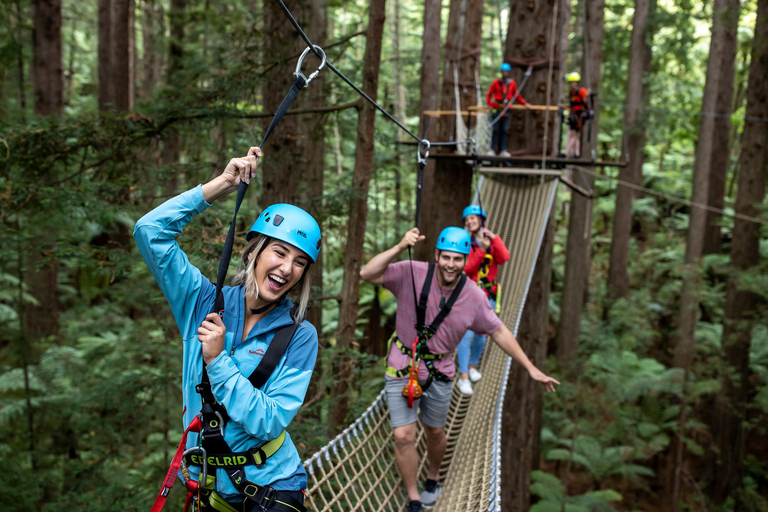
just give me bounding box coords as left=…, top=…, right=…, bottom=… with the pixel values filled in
left=607, top=0, right=655, bottom=303
left=709, top=0, right=767, bottom=501
left=502, top=201, right=556, bottom=510
left=262, top=0, right=307, bottom=205
left=98, top=0, right=134, bottom=111
left=674, top=0, right=729, bottom=370
left=28, top=0, right=63, bottom=342
left=416, top=0, right=481, bottom=260
left=556, top=0, right=604, bottom=370
left=501, top=0, right=565, bottom=506
left=417, top=0, right=442, bottom=138
left=703, top=0, right=741, bottom=255
left=333, top=0, right=387, bottom=428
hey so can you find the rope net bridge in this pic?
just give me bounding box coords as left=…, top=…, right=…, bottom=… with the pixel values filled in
left=302, top=175, right=559, bottom=512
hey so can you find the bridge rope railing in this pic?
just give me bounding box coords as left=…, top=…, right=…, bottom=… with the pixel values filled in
left=301, top=175, right=559, bottom=512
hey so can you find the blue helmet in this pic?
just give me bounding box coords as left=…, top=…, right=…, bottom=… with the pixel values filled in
left=247, top=204, right=321, bottom=262
left=462, top=205, right=487, bottom=220
left=435, top=227, right=471, bottom=255
left=500, top=63, right=512, bottom=72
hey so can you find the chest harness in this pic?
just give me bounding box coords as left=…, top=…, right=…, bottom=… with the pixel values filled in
left=386, top=264, right=467, bottom=407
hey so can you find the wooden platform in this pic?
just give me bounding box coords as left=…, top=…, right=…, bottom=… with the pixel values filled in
left=422, top=104, right=560, bottom=117
left=430, top=152, right=626, bottom=168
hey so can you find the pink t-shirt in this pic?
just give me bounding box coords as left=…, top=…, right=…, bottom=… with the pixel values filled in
left=383, top=261, right=503, bottom=379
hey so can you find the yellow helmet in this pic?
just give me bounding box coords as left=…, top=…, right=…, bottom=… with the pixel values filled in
left=566, top=72, right=581, bottom=82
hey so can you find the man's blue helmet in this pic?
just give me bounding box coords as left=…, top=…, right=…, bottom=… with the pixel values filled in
left=247, top=204, right=322, bottom=262
left=462, top=205, right=487, bottom=220
left=435, top=227, right=471, bottom=255
left=500, top=63, right=512, bottom=72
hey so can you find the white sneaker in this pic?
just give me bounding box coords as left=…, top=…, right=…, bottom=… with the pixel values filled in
left=468, top=368, right=482, bottom=383
left=457, top=379, right=473, bottom=395
left=420, top=480, right=442, bottom=507
left=487, top=149, right=496, bottom=156
left=499, top=150, right=511, bottom=158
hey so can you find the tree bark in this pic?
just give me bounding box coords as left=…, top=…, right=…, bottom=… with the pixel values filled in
left=417, top=0, right=442, bottom=139
left=261, top=0, right=308, bottom=206
left=501, top=1, right=565, bottom=507
left=416, top=0, right=482, bottom=260
left=607, top=0, right=655, bottom=303
left=703, top=0, right=741, bottom=255
left=162, top=0, right=186, bottom=196
left=98, top=0, right=134, bottom=111
left=139, top=0, right=164, bottom=99
left=502, top=201, right=556, bottom=510
left=556, top=0, right=603, bottom=370
left=709, top=0, right=767, bottom=501
left=33, top=0, right=63, bottom=116
left=333, top=0, right=387, bottom=428
left=28, top=0, right=63, bottom=342
left=674, top=0, right=730, bottom=370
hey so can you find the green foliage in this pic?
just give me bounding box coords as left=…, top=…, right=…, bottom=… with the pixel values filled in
left=530, top=470, right=623, bottom=512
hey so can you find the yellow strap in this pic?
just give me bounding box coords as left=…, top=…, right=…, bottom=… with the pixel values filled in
left=208, top=490, right=239, bottom=512
left=495, top=284, right=502, bottom=314
left=255, top=430, right=286, bottom=464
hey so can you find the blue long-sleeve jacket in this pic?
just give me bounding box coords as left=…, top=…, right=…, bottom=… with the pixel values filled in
left=134, top=185, right=317, bottom=496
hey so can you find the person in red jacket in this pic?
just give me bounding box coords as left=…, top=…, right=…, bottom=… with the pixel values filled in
left=564, top=72, right=590, bottom=158
left=456, top=205, right=511, bottom=395
left=486, top=62, right=532, bottom=157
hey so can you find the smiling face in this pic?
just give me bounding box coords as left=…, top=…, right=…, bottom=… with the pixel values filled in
left=434, top=249, right=467, bottom=288
left=464, top=214, right=482, bottom=235
left=251, top=240, right=310, bottom=305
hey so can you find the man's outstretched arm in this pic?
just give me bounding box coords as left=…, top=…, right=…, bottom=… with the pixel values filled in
left=490, top=324, right=560, bottom=393
left=360, top=228, right=425, bottom=285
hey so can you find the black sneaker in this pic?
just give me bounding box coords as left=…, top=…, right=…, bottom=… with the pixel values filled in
left=407, top=500, right=423, bottom=512
left=419, top=479, right=441, bottom=506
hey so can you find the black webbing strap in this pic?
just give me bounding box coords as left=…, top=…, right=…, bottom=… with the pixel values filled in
left=248, top=322, right=300, bottom=389
left=211, top=74, right=308, bottom=317
left=415, top=264, right=436, bottom=329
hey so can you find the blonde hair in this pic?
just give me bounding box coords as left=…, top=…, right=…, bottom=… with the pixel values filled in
left=231, top=235, right=313, bottom=324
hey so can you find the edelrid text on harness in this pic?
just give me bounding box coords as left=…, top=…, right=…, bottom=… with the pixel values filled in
left=387, top=264, right=467, bottom=407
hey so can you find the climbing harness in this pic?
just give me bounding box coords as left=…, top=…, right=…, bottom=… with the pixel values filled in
left=388, top=264, right=467, bottom=407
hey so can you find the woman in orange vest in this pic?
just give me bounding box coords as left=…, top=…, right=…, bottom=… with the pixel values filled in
left=564, top=72, right=590, bottom=158
left=486, top=62, right=532, bottom=157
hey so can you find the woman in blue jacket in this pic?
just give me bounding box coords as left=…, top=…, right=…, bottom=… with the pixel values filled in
left=135, top=147, right=319, bottom=512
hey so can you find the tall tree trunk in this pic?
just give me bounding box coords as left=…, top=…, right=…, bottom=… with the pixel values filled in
left=607, top=0, right=655, bottom=303
left=416, top=0, right=482, bottom=260
left=703, top=0, right=741, bottom=255
left=502, top=201, right=556, bottom=510
left=674, top=0, right=730, bottom=370
left=28, top=0, right=63, bottom=342
left=162, top=0, right=186, bottom=196
left=14, top=0, right=28, bottom=121
left=503, top=0, right=563, bottom=155
left=556, top=0, right=604, bottom=370
left=417, top=0, right=442, bottom=138
left=33, top=0, right=63, bottom=116
left=261, top=0, right=307, bottom=206
left=333, top=0, right=387, bottom=428
left=98, top=0, right=134, bottom=111
left=501, top=0, right=565, bottom=506
left=300, top=0, right=327, bottom=420
left=139, top=0, right=163, bottom=99
left=709, top=0, right=767, bottom=501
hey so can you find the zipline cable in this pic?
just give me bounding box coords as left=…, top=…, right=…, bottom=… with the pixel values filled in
left=572, top=165, right=768, bottom=227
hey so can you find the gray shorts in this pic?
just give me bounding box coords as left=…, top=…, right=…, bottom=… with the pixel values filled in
left=385, top=376, right=453, bottom=429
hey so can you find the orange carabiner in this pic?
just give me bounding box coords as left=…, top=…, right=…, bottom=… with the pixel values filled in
left=402, top=337, right=423, bottom=408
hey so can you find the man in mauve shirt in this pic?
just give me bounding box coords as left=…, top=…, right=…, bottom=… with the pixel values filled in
left=360, top=227, right=559, bottom=512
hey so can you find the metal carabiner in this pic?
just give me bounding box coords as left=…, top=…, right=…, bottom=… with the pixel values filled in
left=417, top=139, right=430, bottom=165
left=294, top=45, right=327, bottom=88
left=183, top=446, right=208, bottom=489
